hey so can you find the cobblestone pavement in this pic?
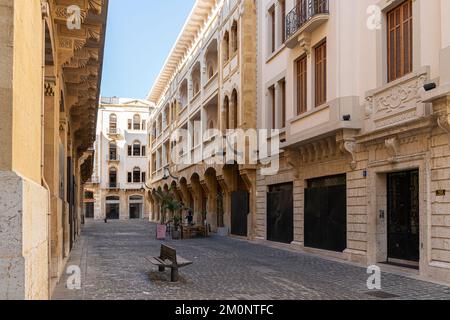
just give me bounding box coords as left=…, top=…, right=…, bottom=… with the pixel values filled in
left=52, top=220, right=450, bottom=300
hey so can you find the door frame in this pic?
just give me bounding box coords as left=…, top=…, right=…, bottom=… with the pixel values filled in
left=367, top=160, right=427, bottom=272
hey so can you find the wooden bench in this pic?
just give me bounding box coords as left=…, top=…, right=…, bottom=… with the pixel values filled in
left=147, top=244, right=193, bottom=282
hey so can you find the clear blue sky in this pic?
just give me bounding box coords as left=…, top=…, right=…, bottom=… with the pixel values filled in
left=100, top=0, right=196, bottom=99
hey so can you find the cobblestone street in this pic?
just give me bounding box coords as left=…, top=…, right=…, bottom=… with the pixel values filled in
left=52, top=221, right=450, bottom=300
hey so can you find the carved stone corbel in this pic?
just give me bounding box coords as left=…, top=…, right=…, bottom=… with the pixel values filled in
left=285, top=149, right=301, bottom=178
left=340, top=139, right=357, bottom=170
left=298, top=33, right=311, bottom=56
left=385, top=137, right=400, bottom=164
left=437, top=113, right=450, bottom=144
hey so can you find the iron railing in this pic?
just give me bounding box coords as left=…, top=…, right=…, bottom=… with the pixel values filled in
left=286, top=0, right=329, bottom=40
left=107, top=154, right=120, bottom=162
left=107, top=183, right=120, bottom=189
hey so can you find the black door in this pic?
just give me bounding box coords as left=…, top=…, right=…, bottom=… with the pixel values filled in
left=387, top=170, right=419, bottom=262
left=231, top=190, right=249, bottom=236
left=129, top=204, right=142, bottom=219
left=106, top=204, right=120, bottom=220
left=267, top=183, right=294, bottom=244
left=85, top=203, right=94, bottom=219
left=305, top=175, right=347, bottom=252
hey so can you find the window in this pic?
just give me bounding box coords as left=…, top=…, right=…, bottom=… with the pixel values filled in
left=127, top=172, right=132, bottom=183
left=141, top=145, right=146, bottom=157
left=142, top=120, right=146, bottom=130
left=133, top=141, right=141, bottom=156
left=109, top=167, right=117, bottom=187
left=296, top=55, right=307, bottom=115
left=269, top=85, right=276, bottom=129
left=280, top=0, right=286, bottom=44
left=109, top=114, right=117, bottom=132
left=315, top=40, right=327, bottom=107
left=387, top=0, right=413, bottom=82
left=269, top=6, right=276, bottom=53
left=128, top=119, right=132, bottom=130
left=231, top=21, right=238, bottom=54
left=133, top=167, right=141, bottom=183
left=109, top=142, right=117, bottom=160
left=230, top=90, right=238, bottom=130
left=223, top=96, right=230, bottom=130
left=280, top=79, right=286, bottom=128
left=223, top=31, right=230, bottom=62
left=133, top=114, right=141, bottom=130
left=141, top=172, right=146, bottom=183
left=128, top=145, right=132, bottom=156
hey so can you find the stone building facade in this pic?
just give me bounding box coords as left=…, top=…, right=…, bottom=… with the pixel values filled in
left=147, top=0, right=257, bottom=238
left=0, top=0, right=108, bottom=299
left=84, top=97, right=153, bottom=221
left=255, top=0, right=450, bottom=284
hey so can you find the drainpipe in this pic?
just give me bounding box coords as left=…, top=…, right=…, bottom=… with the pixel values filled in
left=41, top=0, right=52, bottom=299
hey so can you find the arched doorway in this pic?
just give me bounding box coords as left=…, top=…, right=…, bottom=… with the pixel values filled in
left=129, top=195, right=143, bottom=219
left=106, top=196, right=120, bottom=220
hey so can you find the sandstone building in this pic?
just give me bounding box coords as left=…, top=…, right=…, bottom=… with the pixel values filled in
left=84, top=97, right=154, bottom=221
left=255, top=0, right=450, bottom=284
left=147, top=0, right=257, bottom=237
left=0, top=0, right=108, bottom=299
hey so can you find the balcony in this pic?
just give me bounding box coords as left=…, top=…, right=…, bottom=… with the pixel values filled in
left=107, top=128, right=122, bottom=137
left=106, top=154, right=120, bottom=162
left=285, top=0, right=329, bottom=49
left=107, top=183, right=120, bottom=190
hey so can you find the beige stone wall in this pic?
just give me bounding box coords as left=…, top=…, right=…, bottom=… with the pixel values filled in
left=0, top=172, right=49, bottom=300
left=0, top=0, right=13, bottom=171
left=11, top=0, right=43, bottom=184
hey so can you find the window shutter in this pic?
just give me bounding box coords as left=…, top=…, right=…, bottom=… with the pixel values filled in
left=128, top=145, right=132, bottom=156
left=141, top=146, right=146, bottom=156
left=141, top=172, right=146, bottom=183
left=128, top=119, right=132, bottom=130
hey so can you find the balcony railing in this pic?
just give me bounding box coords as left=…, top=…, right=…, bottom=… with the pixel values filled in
left=107, top=154, right=120, bottom=162
left=286, top=0, right=329, bottom=40
left=107, top=128, right=121, bottom=136
left=107, top=183, right=120, bottom=190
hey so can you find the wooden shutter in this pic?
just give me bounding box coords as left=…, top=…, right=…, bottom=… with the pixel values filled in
left=387, top=0, right=413, bottom=82
left=296, top=55, right=307, bottom=115
left=315, top=41, right=327, bottom=107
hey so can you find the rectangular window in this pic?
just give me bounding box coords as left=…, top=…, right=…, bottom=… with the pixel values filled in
left=387, top=0, right=413, bottom=82
left=128, top=145, right=132, bottom=156
left=269, top=85, right=276, bottom=129
left=127, top=172, right=132, bottom=183
left=315, top=40, right=327, bottom=107
left=141, top=146, right=146, bottom=157
left=128, top=119, right=132, bottom=130
left=269, top=6, right=276, bottom=53
left=141, top=172, right=146, bottom=183
left=280, top=79, right=286, bottom=128
left=296, top=55, right=307, bottom=115
left=280, top=0, right=286, bottom=44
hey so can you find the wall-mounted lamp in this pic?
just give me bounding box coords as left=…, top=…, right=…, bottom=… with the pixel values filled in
left=423, top=83, right=437, bottom=92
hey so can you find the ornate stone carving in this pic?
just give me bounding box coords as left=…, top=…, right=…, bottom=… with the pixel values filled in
left=437, top=113, right=450, bottom=144
left=44, top=81, right=56, bottom=96
left=285, top=149, right=301, bottom=178
left=340, top=139, right=357, bottom=170
left=364, top=96, right=373, bottom=118
left=385, top=137, right=400, bottom=164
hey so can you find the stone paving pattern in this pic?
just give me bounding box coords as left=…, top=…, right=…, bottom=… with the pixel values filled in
left=52, top=221, right=450, bottom=300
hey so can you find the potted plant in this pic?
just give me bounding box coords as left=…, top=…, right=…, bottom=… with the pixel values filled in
left=154, top=188, right=184, bottom=240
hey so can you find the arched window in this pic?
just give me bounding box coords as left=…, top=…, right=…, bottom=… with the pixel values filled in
left=109, top=142, right=117, bottom=160
left=231, top=90, right=238, bottom=129
left=231, top=21, right=238, bottom=54
left=133, top=114, right=141, bottom=130
left=133, top=167, right=141, bottom=183
left=223, top=96, right=230, bottom=130
left=223, top=31, right=230, bottom=63
left=109, top=167, right=117, bottom=187
left=133, top=141, right=141, bottom=156
left=109, top=114, right=117, bottom=132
